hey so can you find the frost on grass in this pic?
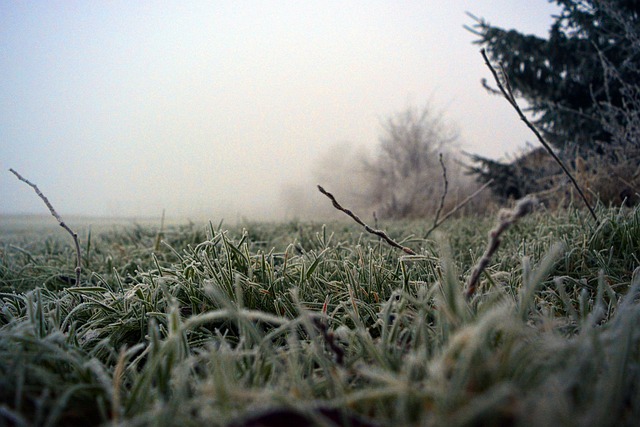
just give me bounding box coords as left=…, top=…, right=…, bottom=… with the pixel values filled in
left=1, top=205, right=639, bottom=426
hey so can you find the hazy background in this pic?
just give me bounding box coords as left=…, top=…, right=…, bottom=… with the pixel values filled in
left=1, top=1, right=560, bottom=222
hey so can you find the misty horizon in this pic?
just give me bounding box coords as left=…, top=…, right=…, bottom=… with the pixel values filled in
left=1, top=1, right=560, bottom=221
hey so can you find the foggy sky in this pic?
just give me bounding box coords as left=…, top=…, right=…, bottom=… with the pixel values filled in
left=1, top=1, right=560, bottom=221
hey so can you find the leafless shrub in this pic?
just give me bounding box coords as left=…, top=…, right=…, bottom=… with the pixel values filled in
left=348, top=104, right=494, bottom=220
left=283, top=105, right=496, bottom=222
left=363, top=105, right=456, bottom=219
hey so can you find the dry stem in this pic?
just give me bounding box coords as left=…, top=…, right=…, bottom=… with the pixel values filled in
left=9, top=168, right=82, bottom=285
left=465, top=196, right=538, bottom=299
left=154, top=208, right=166, bottom=252
left=317, top=185, right=417, bottom=255
left=432, top=153, right=448, bottom=230
left=424, top=179, right=494, bottom=239
left=480, top=49, right=599, bottom=225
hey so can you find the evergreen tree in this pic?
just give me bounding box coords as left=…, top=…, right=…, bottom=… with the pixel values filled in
left=467, top=0, right=640, bottom=200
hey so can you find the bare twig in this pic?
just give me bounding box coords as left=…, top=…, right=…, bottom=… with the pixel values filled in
left=432, top=153, right=448, bottom=230
left=424, top=179, right=494, bottom=239
left=465, top=196, right=538, bottom=299
left=9, top=168, right=82, bottom=285
left=317, top=185, right=417, bottom=255
left=480, top=49, right=599, bottom=225
left=154, top=208, right=166, bottom=252
left=480, top=78, right=503, bottom=96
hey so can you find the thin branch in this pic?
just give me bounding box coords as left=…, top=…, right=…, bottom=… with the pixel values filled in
left=432, top=153, right=448, bottom=230
left=317, top=185, right=417, bottom=255
left=480, top=49, right=599, bottom=225
left=9, top=168, right=82, bottom=285
left=465, top=196, right=538, bottom=300
left=480, top=78, right=503, bottom=96
left=424, top=179, right=494, bottom=239
left=154, top=208, right=166, bottom=252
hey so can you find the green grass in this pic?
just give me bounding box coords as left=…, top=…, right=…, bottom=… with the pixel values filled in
left=1, top=204, right=639, bottom=426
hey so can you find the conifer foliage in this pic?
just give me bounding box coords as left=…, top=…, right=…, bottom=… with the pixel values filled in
left=468, top=0, right=640, bottom=203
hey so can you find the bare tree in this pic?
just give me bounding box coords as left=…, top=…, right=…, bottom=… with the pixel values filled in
left=366, top=105, right=459, bottom=219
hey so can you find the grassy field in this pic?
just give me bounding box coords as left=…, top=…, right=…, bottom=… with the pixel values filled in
left=1, top=203, right=639, bottom=426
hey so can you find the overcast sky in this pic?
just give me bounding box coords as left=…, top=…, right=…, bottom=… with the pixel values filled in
left=1, top=1, right=560, bottom=221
